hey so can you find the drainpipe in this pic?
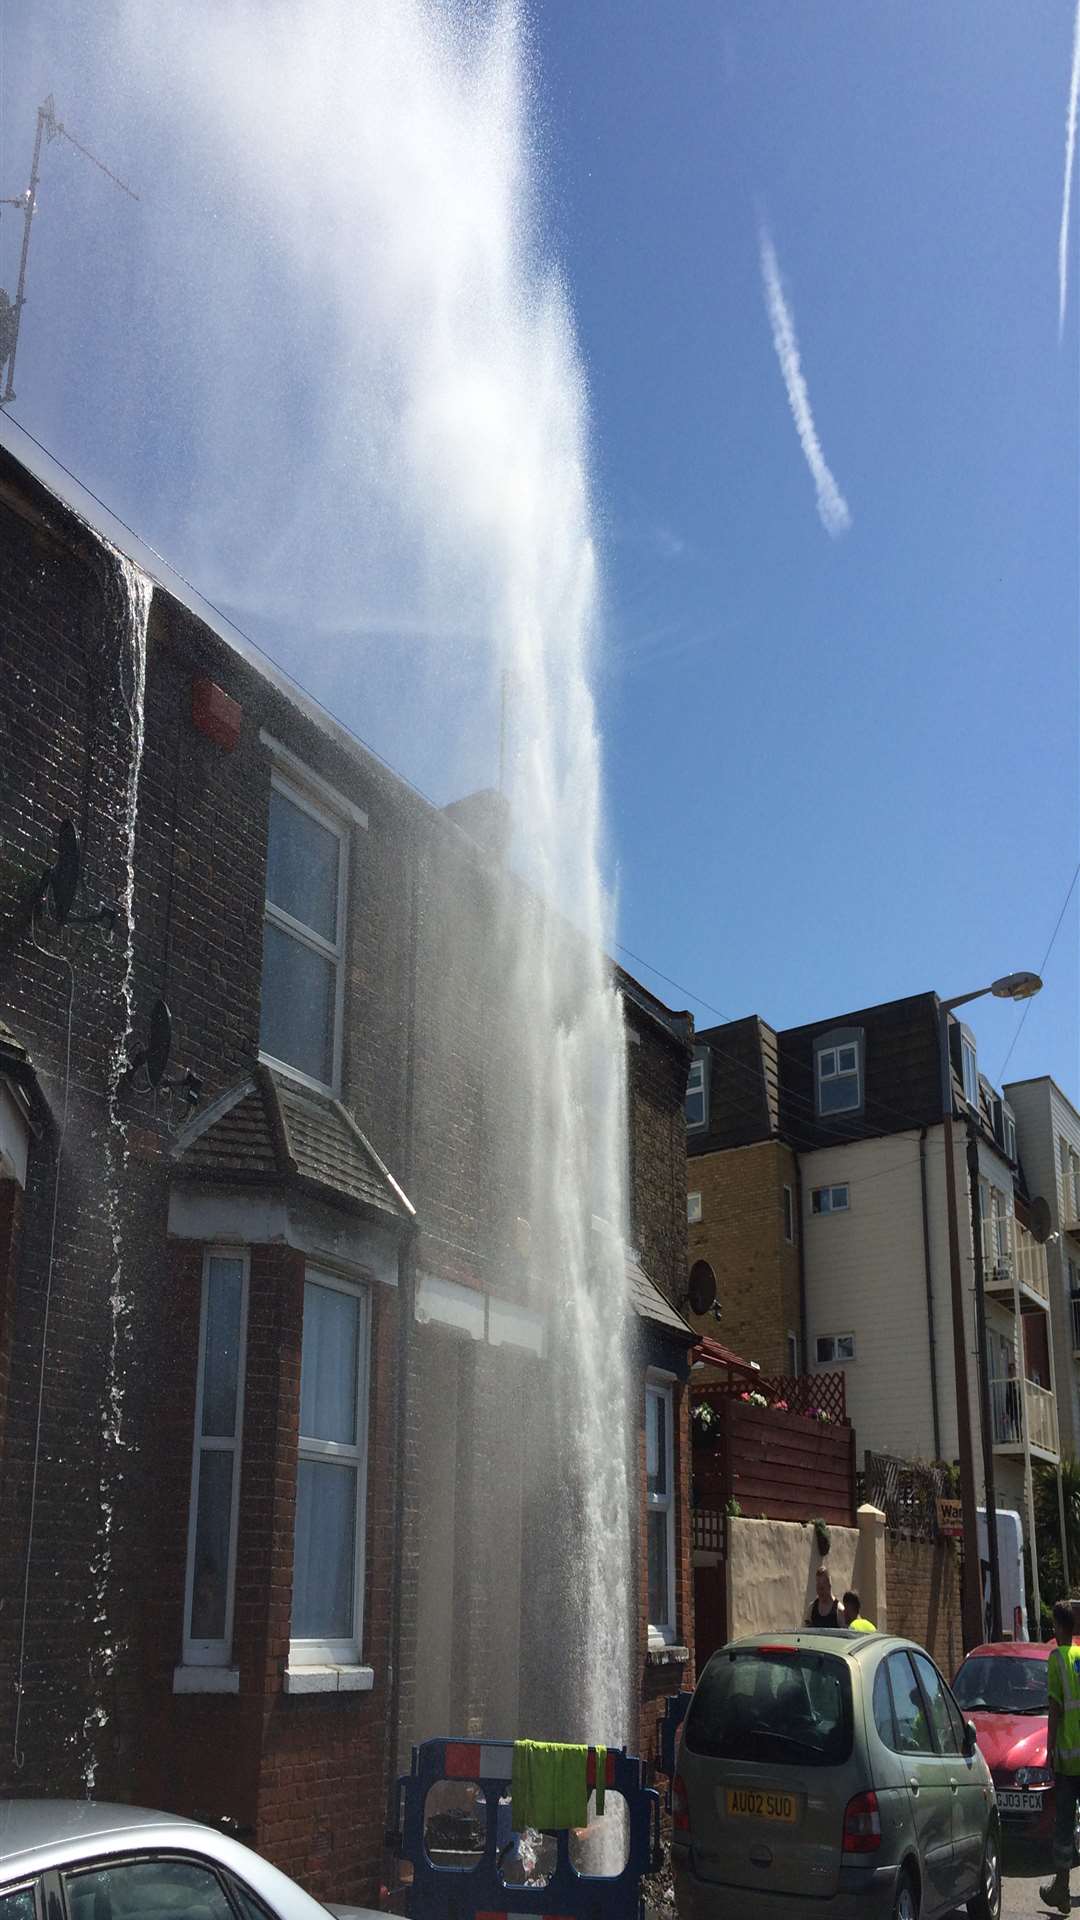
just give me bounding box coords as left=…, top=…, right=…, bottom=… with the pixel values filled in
left=918, top=1128, right=943, bottom=1462
left=793, top=1149, right=808, bottom=1373
left=966, top=1128, right=1002, bottom=1641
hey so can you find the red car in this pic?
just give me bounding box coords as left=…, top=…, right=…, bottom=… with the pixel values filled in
left=953, top=1640, right=1080, bottom=1855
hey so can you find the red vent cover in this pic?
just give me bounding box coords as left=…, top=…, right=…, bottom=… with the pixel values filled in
left=192, top=676, right=241, bottom=751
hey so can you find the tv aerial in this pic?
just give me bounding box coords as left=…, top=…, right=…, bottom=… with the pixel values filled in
left=0, top=95, right=139, bottom=406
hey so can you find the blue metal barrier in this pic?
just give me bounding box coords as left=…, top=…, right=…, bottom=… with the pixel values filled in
left=397, top=1737, right=661, bottom=1920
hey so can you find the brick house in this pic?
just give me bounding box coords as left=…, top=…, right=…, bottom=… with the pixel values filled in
left=685, top=1016, right=800, bottom=1375
left=0, top=444, right=694, bottom=1893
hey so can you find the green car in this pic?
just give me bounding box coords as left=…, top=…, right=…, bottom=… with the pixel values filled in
left=671, top=1630, right=1001, bottom=1920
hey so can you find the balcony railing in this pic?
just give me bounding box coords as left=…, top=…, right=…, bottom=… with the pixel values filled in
left=1013, top=1220, right=1049, bottom=1301
left=990, top=1374, right=1059, bottom=1458
left=980, top=1214, right=1049, bottom=1303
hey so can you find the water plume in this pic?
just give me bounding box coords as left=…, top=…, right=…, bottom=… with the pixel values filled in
left=112, top=0, right=634, bottom=1748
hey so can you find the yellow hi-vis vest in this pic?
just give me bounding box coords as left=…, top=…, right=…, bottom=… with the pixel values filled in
left=1048, top=1642, right=1080, bottom=1775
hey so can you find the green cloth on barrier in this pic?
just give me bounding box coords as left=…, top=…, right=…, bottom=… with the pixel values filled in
left=593, top=1744, right=606, bottom=1817
left=511, top=1740, right=589, bottom=1830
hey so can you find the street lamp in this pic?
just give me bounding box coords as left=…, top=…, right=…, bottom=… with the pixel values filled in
left=940, top=973, right=1042, bottom=1653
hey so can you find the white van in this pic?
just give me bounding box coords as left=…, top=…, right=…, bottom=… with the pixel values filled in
left=977, top=1508, right=1028, bottom=1642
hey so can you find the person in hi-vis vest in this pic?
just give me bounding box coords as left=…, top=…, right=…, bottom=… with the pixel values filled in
left=1040, top=1597, right=1080, bottom=1915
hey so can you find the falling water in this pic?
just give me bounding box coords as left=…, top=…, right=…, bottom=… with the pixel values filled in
left=83, top=549, right=151, bottom=1793
left=107, top=0, right=634, bottom=1752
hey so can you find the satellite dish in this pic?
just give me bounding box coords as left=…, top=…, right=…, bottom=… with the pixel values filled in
left=145, top=998, right=173, bottom=1087
left=1030, top=1196, right=1052, bottom=1246
left=49, top=819, right=81, bottom=924
left=687, top=1260, right=717, bottom=1317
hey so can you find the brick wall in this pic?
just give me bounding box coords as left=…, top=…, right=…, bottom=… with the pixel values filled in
left=627, top=1006, right=691, bottom=1309
left=885, top=1534, right=963, bottom=1680
left=685, top=1139, right=800, bottom=1370
left=0, top=1177, right=22, bottom=1448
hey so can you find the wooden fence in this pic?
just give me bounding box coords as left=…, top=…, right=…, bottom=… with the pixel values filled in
left=693, top=1395, right=856, bottom=1527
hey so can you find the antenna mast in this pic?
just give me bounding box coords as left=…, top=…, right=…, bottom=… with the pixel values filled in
left=0, top=95, right=139, bottom=406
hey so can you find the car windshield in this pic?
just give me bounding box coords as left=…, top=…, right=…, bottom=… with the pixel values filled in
left=952, top=1654, right=1049, bottom=1714
left=685, top=1646, right=853, bottom=1767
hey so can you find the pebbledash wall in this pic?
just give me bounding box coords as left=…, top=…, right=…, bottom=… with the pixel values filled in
left=0, top=447, right=694, bottom=1896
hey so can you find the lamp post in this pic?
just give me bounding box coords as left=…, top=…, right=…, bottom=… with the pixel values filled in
left=939, top=972, right=1042, bottom=1652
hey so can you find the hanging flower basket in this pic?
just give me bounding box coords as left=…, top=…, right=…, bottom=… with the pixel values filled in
left=692, top=1401, right=721, bottom=1446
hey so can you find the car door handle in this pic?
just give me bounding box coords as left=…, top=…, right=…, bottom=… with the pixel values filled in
left=949, top=1781, right=959, bottom=1794
left=908, top=1778, right=920, bottom=1795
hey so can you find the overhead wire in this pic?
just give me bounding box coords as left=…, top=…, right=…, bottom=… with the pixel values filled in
left=997, top=858, right=1079, bottom=1083
left=5, top=416, right=1066, bottom=1144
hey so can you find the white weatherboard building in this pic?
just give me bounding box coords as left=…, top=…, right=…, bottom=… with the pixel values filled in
left=1004, top=1077, right=1080, bottom=1465
left=685, top=991, right=1071, bottom=1625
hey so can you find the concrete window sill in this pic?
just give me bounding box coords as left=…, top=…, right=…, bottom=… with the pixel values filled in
left=283, top=1664, right=375, bottom=1695
left=173, top=1666, right=240, bottom=1695
left=646, top=1644, right=690, bottom=1667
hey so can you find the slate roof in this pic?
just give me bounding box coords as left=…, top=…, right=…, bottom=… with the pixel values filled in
left=0, top=1018, right=33, bottom=1081
left=627, top=1255, right=694, bottom=1342
left=173, top=1066, right=414, bottom=1224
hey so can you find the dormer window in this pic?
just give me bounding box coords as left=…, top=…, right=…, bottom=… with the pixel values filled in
left=814, top=1029, right=863, bottom=1117
left=961, top=1030, right=979, bottom=1109
left=1003, top=1105, right=1017, bottom=1164
left=685, top=1051, right=708, bottom=1132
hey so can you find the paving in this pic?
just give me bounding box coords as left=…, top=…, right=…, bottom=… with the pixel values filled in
left=972, top=1844, right=1074, bottom=1917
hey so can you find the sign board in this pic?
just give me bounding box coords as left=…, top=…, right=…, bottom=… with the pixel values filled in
left=936, top=1497, right=964, bottom=1540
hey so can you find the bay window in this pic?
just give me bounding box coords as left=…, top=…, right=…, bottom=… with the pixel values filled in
left=291, top=1271, right=369, bottom=1666
left=646, top=1382, right=676, bottom=1645
left=182, top=1250, right=249, bottom=1669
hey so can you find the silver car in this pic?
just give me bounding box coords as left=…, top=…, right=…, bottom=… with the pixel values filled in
left=0, top=1804, right=379, bottom=1920
left=671, top=1630, right=1001, bottom=1920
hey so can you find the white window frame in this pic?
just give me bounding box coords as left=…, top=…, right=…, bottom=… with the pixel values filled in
left=782, top=1184, right=795, bottom=1243
left=645, top=1379, right=676, bottom=1646
left=260, top=771, right=349, bottom=1097
left=685, top=1055, right=707, bottom=1133
left=961, top=1033, right=979, bottom=1110
left=1003, top=1106, right=1017, bottom=1164
left=182, top=1249, right=250, bottom=1669
left=811, top=1183, right=850, bottom=1215
left=786, top=1330, right=800, bottom=1374
left=814, top=1034, right=862, bottom=1117
left=687, top=1190, right=702, bottom=1225
left=816, top=1332, right=855, bottom=1365
left=290, top=1268, right=370, bottom=1668
left=1060, top=1138, right=1080, bottom=1219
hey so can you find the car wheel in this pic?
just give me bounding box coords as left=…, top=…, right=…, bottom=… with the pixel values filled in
left=966, top=1826, right=1002, bottom=1920
left=894, top=1869, right=919, bottom=1920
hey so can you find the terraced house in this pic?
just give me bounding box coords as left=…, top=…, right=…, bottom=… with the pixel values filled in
left=0, top=444, right=695, bottom=1896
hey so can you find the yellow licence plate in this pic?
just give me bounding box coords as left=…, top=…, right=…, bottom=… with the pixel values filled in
left=725, top=1788, right=797, bottom=1823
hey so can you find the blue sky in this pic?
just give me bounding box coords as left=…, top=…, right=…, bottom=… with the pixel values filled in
left=2, top=0, right=1077, bottom=1097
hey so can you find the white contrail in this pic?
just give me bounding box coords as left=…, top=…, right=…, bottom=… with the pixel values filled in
left=1058, top=0, right=1080, bottom=340
left=759, top=224, right=851, bottom=537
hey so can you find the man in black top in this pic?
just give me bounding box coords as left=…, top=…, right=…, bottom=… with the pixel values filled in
left=806, top=1564, right=840, bottom=1627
